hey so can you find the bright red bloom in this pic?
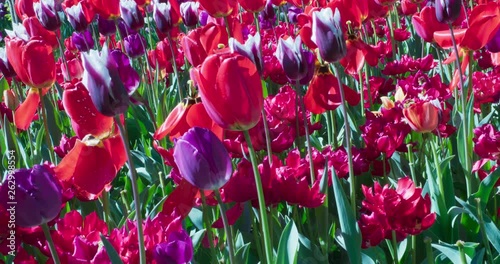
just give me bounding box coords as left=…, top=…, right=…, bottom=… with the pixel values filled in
left=89, top=0, right=120, bottom=19
left=238, top=0, right=266, bottom=13
left=192, top=50, right=263, bottom=131
left=473, top=124, right=500, bottom=160
left=23, top=16, right=59, bottom=48
left=181, top=22, right=229, bottom=67
left=15, top=0, right=38, bottom=19
left=403, top=100, right=440, bottom=133
left=197, top=0, right=237, bottom=17
left=13, top=88, right=41, bottom=130
left=5, top=36, right=56, bottom=89
left=412, top=6, right=448, bottom=43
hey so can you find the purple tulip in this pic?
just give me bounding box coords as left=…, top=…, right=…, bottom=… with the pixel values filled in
left=173, top=127, right=232, bottom=190
left=124, top=33, right=147, bottom=58
left=486, top=28, right=500, bottom=53
left=71, top=29, right=95, bottom=52
left=311, top=7, right=346, bottom=63
left=97, top=15, right=117, bottom=36
left=275, top=36, right=314, bottom=82
left=0, top=47, right=16, bottom=78
left=34, top=0, right=61, bottom=31
left=0, top=165, right=62, bottom=227
left=435, top=0, right=462, bottom=24
left=199, top=11, right=209, bottom=26
left=229, top=33, right=263, bottom=75
left=65, top=2, right=89, bottom=32
left=81, top=46, right=140, bottom=116
left=120, top=0, right=145, bottom=31
left=180, top=1, right=199, bottom=28
left=153, top=229, right=193, bottom=264
left=287, top=5, right=303, bottom=24
left=154, top=1, right=175, bottom=33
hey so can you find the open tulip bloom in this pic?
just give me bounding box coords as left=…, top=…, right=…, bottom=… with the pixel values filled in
left=4, top=1, right=500, bottom=264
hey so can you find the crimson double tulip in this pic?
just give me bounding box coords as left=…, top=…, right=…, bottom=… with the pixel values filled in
left=192, top=51, right=263, bottom=131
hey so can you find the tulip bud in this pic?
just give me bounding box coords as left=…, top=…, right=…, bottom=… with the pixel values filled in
left=3, top=89, right=19, bottom=110
left=120, top=0, right=145, bottom=31
left=229, top=33, right=263, bottom=75
left=174, top=127, right=232, bottom=190
left=403, top=101, right=439, bottom=133
left=0, top=165, right=63, bottom=227
left=435, top=0, right=462, bottom=24
left=311, top=8, right=346, bottom=63
left=34, top=0, right=61, bottom=31
left=81, top=46, right=140, bottom=116
left=65, top=2, right=89, bottom=32
left=153, top=229, right=194, bottom=264
left=71, top=30, right=95, bottom=52
left=97, top=15, right=117, bottom=36
left=153, top=1, right=175, bottom=33
left=124, top=33, right=147, bottom=58
left=180, top=1, right=199, bottom=28
left=0, top=47, right=16, bottom=78
left=275, top=36, right=314, bottom=81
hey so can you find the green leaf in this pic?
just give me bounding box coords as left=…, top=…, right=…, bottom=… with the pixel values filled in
left=0, top=77, right=8, bottom=95
left=431, top=243, right=471, bottom=264
left=100, top=234, right=124, bottom=264
left=191, top=229, right=206, bottom=251
left=42, top=95, right=61, bottom=146
left=234, top=243, right=251, bottom=264
left=276, top=219, right=299, bottom=264
left=331, top=169, right=362, bottom=264
left=472, top=167, right=500, bottom=209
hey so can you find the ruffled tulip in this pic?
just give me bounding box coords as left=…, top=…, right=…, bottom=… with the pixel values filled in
left=192, top=51, right=263, bottom=130
left=34, top=0, right=61, bottom=31
left=311, top=7, right=346, bottom=62
left=0, top=165, right=62, bottom=227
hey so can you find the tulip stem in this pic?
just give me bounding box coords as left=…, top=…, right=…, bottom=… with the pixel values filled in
left=42, top=223, right=61, bottom=264
left=200, top=192, right=218, bottom=262
left=391, top=230, right=399, bottom=264
left=387, top=10, right=397, bottom=60
left=476, top=199, right=494, bottom=264
left=223, top=16, right=232, bottom=38
left=448, top=23, right=472, bottom=196
left=40, top=90, right=55, bottom=163
left=331, top=64, right=356, bottom=213
left=261, top=109, right=273, bottom=165
left=56, top=35, right=71, bottom=81
left=166, top=32, right=184, bottom=101
left=424, top=237, right=434, bottom=264
left=114, top=115, right=147, bottom=264
left=243, top=130, right=273, bottom=264
left=215, top=190, right=236, bottom=264
left=295, top=82, right=316, bottom=184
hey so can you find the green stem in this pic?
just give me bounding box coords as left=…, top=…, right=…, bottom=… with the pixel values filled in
left=56, top=35, right=71, bottom=81
left=100, top=191, right=114, bottom=230
left=387, top=11, right=397, bottom=60
left=215, top=191, right=236, bottom=264
left=424, top=237, right=435, bottom=264
left=166, top=32, right=183, bottom=101
left=456, top=241, right=467, bottom=264
left=42, top=223, right=61, bottom=264
left=40, top=90, right=55, bottom=163
left=243, top=130, right=273, bottom=264
left=358, top=70, right=365, bottom=118
left=114, top=116, right=147, bottom=264
left=407, top=143, right=417, bottom=185
left=411, top=235, right=417, bottom=264
left=200, top=191, right=218, bottom=263
left=391, top=230, right=400, bottom=264
left=331, top=64, right=356, bottom=212
left=295, top=82, right=316, bottom=183
left=224, top=16, right=232, bottom=38
left=476, top=199, right=494, bottom=264
left=120, top=190, right=130, bottom=213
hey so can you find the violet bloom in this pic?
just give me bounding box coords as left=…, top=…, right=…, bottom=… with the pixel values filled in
left=435, top=0, right=462, bottom=24
left=173, top=127, right=232, bottom=190
left=275, top=36, right=314, bottom=82
left=97, top=15, right=117, bottom=36
left=120, top=0, right=145, bottom=31
left=311, top=8, right=346, bottom=63
left=81, top=46, right=140, bottom=116
left=34, top=0, right=61, bottom=31
left=180, top=1, right=199, bottom=28
left=65, top=2, right=89, bottom=32
left=0, top=165, right=62, bottom=227
left=287, top=5, right=303, bottom=24
left=124, top=33, right=146, bottom=58
left=229, top=33, right=263, bottom=75
left=486, top=28, right=500, bottom=53
left=153, top=229, right=193, bottom=264
left=0, top=47, right=16, bottom=78
left=72, top=29, right=95, bottom=52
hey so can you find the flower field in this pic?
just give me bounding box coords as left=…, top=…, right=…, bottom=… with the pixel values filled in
left=0, top=0, right=500, bottom=263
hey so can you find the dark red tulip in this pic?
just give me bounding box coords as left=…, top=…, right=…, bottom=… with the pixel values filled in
left=15, top=0, right=38, bottom=20
left=23, top=16, right=59, bottom=48
left=197, top=0, right=237, bottom=18
left=192, top=51, right=263, bottom=131
left=238, top=0, right=266, bottom=13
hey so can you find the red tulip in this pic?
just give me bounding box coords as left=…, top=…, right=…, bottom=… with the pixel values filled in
left=403, top=101, right=439, bottom=133
left=89, top=0, right=120, bottom=19
left=192, top=51, right=263, bottom=131
left=23, top=16, right=59, bottom=48
left=412, top=6, right=449, bottom=43
left=238, top=0, right=266, bottom=13
left=197, top=0, right=237, bottom=18
left=13, top=88, right=40, bottom=130
left=181, top=23, right=228, bottom=67
left=15, top=0, right=38, bottom=20
left=5, top=36, right=56, bottom=89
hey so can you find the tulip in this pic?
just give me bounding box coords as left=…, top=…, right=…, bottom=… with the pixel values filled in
left=34, top=0, right=61, bottom=31
left=5, top=36, right=56, bottom=89
left=180, top=1, right=199, bottom=28
left=65, top=2, right=90, bottom=32
left=23, top=16, right=58, bottom=48
left=260, top=0, right=275, bottom=22
left=173, top=127, right=232, bottom=190
left=0, top=165, right=62, bottom=227
left=14, top=0, right=36, bottom=19
left=275, top=36, right=314, bottom=81
left=153, top=229, right=194, bottom=264
left=97, top=15, right=117, bottom=36
left=120, top=0, right=145, bottom=31
left=89, top=0, right=120, bottom=20
left=0, top=47, right=16, bottom=78
left=181, top=23, right=228, bottom=67
left=153, top=0, right=180, bottom=33
left=192, top=51, right=263, bottom=130
left=71, top=29, right=95, bottom=52
left=229, top=33, right=263, bottom=75
left=435, top=0, right=462, bottom=24
left=197, top=0, right=237, bottom=18
left=403, top=101, right=439, bottom=133
left=81, top=46, right=140, bottom=116
left=123, top=33, right=147, bottom=58
left=311, top=7, right=346, bottom=63
left=238, top=0, right=266, bottom=13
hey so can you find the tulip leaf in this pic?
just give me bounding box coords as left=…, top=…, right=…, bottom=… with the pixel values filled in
left=276, top=218, right=299, bottom=264
left=431, top=243, right=471, bottom=264
left=0, top=77, right=7, bottom=95
left=331, top=168, right=362, bottom=264
left=471, top=248, right=485, bottom=264
left=42, top=95, right=61, bottom=146
left=100, top=234, right=124, bottom=264
left=191, top=229, right=206, bottom=251
left=234, top=242, right=251, bottom=264
left=471, top=167, right=500, bottom=209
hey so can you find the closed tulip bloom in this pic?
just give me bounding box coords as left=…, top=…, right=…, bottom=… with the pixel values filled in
left=81, top=46, right=140, bottom=116
left=120, top=0, right=145, bottom=31
left=153, top=229, right=194, bottom=264
left=0, top=165, right=62, bottom=227
left=192, top=52, right=263, bottom=130
left=403, top=101, right=439, bottom=133
left=180, top=1, right=199, bottom=27
left=5, top=36, right=56, bottom=89
left=229, top=33, right=263, bottom=75
left=97, top=15, right=117, bottom=36
left=65, top=2, right=90, bottom=32
left=124, top=33, right=147, bottom=58
left=14, top=0, right=36, bottom=19
left=0, top=47, right=16, bottom=78
left=174, top=127, right=232, bottom=190
left=34, top=0, right=61, bottom=31
left=153, top=0, right=181, bottom=33
left=311, top=8, right=346, bottom=63
left=198, top=0, right=237, bottom=18
left=238, top=0, right=266, bottom=13
left=435, top=0, right=462, bottom=24
left=71, top=29, right=95, bottom=52
left=275, top=36, right=314, bottom=81
left=89, top=0, right=121, bottom=19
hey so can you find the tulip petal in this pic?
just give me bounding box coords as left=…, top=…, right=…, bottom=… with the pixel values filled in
left=14, top=89, right=40, bottom=130
left=161, top=179, right=199, bottom=218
